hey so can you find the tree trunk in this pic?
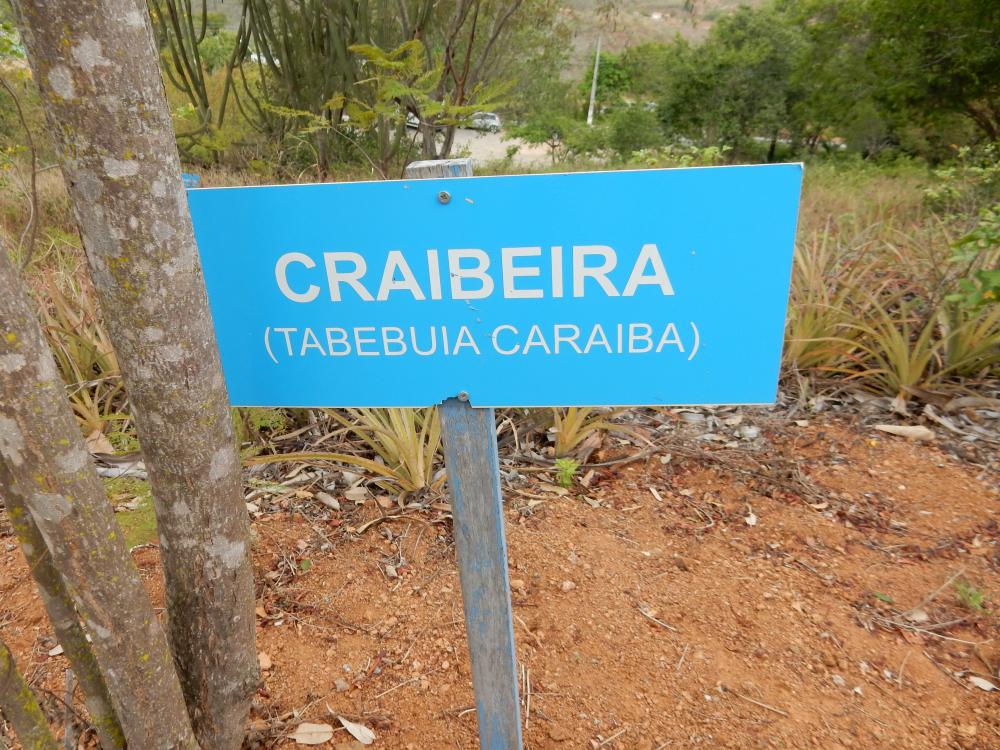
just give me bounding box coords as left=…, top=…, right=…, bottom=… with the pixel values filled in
left=316, top=129, right=329, bottom=178
left=4, top=497, right=124, bottom=750
left=0, top=637, right=59, bottom=750
left=11, top=2, right=259, bottom=748
left=0, top=250, right=198, bottom=749
left=439, top=125, right=457, bottom=159
left=421, top=122, right=440, bottom=159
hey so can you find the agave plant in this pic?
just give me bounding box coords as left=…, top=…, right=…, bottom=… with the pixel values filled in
left=937, top=302, right=1000, bottom=379
left=548, top=407, right=624, bottom=458
left=247, top=407, right=444, bottom=494
left=784, top=225, right=880, bottom=372
left=37, top=271, right=125, bottom=435
left=834, top=295, right=946, bottom=397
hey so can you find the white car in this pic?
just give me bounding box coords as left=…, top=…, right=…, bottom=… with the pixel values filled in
left=470, top=112, right=502, bottom=133
left=406, top=113, right=445, bottom=131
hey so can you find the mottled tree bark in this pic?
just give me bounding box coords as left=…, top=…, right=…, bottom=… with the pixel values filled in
left=0, top=637, right=58, bottom=750
left=11, top=3, right=258, bottom=748
left=4, top=497, right=124, bottom=750
left=0, top=250, right=198, bottom=748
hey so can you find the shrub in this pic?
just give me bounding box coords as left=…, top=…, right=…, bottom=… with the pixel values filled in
left=198, top=30, right=238, bottom=74
left=609, top=107, right=663, bottom=158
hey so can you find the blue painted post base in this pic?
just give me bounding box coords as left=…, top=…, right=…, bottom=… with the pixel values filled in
left=440, top=397, right=524, bottom=750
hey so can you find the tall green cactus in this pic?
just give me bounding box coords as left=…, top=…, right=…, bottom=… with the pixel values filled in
left=149, top=0, right=539, bottom=172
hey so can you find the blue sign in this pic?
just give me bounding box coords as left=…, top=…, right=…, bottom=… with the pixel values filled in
left=187, top=165, right=802, bottom=407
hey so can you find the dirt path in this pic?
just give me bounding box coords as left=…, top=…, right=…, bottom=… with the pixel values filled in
left=449, top=128, right=551, bottom=169
left=1, top=420, right=998, bottom=749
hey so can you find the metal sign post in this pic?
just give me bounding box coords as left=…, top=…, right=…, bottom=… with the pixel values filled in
left=439, top=396, right=522, bottom=748
left=405, top=158, right=523, bottom=749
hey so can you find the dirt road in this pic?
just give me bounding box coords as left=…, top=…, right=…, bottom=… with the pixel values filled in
left=448, top=128, right=552, bottom=169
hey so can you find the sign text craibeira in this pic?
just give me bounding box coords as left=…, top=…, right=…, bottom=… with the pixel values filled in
left=267, top=242, right=698, bottom=361
left=188, top=165, right=802, bottom=407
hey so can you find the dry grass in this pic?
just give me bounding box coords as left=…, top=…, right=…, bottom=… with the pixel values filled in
left=785, top=164, right=999, bottom=397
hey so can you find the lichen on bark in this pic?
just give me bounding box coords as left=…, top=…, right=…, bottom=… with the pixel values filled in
left=11, top=2, right=258, bottom=747
left=0, top=248, right=198, bottom=748
left=0, top=637, right=59, bottom=750
left=5, top=494, right=125, bottom=750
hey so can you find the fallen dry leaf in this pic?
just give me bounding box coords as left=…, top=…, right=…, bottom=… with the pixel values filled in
left=536, top=482, right=569, bottom=496
left=257, top=652, right=272, bottom=671
left=943, top=396, right=1000, bottom=413
left=290, top=722, right=334, bottom=745
left=338, top=716, right=376, bottom=745
left=85, top=429, right=115, bottom=455
left=315, top=491, right=341, bottom=510
left=969, top=676, right=997, bottom=692
left=873, top=424, right=935, bottom=442
left=344, top=486, right=368, bottom=503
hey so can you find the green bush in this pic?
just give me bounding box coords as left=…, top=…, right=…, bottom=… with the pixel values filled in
left=577, top=52, right=631, bottom=108
left=924, top=144, right=1000, bottom=215
left=948, top=204, right=1000, bottom=309
left=198, top=30, right=237, bottom=74
left=609, top=107, right=663, bottom=158
left=563, top=120, right=610, bottom=158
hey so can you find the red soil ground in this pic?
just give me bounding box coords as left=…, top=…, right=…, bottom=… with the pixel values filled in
left=2, top=419, right=998, bottom=749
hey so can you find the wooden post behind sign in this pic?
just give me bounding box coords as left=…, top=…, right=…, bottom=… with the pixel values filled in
left=405, top=158, right=523, bottom=749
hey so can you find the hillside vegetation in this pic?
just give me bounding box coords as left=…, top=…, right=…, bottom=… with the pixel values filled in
left=561, top=0, right=763, bottom=72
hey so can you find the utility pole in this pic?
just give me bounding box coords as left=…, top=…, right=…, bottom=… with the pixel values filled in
left=586, top=34, right=602, bottom=126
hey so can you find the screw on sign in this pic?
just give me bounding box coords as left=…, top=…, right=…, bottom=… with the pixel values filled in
left=187, top=158, right=803, bottom=748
